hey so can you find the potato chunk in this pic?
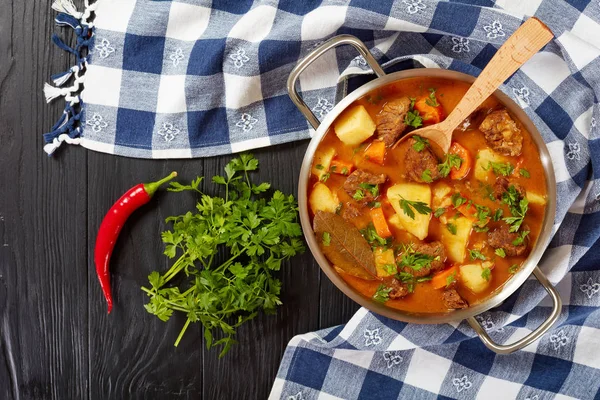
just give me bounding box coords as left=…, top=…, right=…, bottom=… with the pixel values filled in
left=526, top=190, right=547, bottom=206
left=311, top=147, right=336, bottom=180
left=474, top=149, right=508, bottom=183
left=441, top=216, right=473, bottom=263
left=334, top=105, right=376, bottom=146
left=374, top=248, right=396, bottom=277
left=460, top=263, right=491, bottom=293
left=309, top=183, right=339, bottom=214
left=387, top=183, right=431, bottom=240
left=432, top=182, right=452, bottom=210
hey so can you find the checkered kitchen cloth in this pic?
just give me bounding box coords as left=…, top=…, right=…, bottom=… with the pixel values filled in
left=44, top=0, right=600, bottom=398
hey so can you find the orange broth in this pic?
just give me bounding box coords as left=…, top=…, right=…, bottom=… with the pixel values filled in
left=308, top=77, right=547, bottom=313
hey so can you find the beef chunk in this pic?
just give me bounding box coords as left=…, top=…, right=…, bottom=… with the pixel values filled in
left=376, top=97, right=411, bottom=146
left=404, top=138, right=441, bottom=183
left=487, top=224, right=528, bottom=256
left=399, top=241, right=446, bottom=278
left=493, top=176, right=526, bottom=200
left=479, top=109, right=523, bottom=156
left=388, top=278, right=410, bottom=299
left=343, top=169, right=386, bottom=204
left=443, top=288, right=468, bottom=309
left=341, top=202, right=362, bottom=221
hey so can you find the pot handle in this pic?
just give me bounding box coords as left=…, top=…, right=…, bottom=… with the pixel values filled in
left=467, top=267, right=562, bottom=354
left=287, top=34, right=386, bottom=130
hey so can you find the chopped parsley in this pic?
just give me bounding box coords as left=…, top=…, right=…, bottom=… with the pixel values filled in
left=473, top=225, right=489, bottom=233
left=322, top=232, right=331, bottom=246
left=512, top=230, right=530, bottom=246
left=353, top=189, right=365, bottom=201
left=495, top=248, right=506, bottom=258
left=335, top=203, right=343, bottom=215
left=421, top=169, right=433, bottom=183
left=487, top=161, right=514, bottom=176
left=361, top=223, right=391, bottom=249
left=341, top=167, right=349, bottom=175
left=446, top=271, right=457, bottom=287
left=399, top=252, right=436, bottom=271
left=446, top=223, right=457, bottom=235
left=412, top=135, right=429, bottom=152
left=481, top=267, right=492, bottom=281
left=382, top=264, right=397, bottom=275
left=474, top=204, right=491, bottom=227
left=320, top=173, right=330, bottom=182
left=508, top=264, right=520, bottom=274
left=519, top=168, right=530, bottom=178
left=368, top=201, right=381, bottom=208
left=469, top=249, right=487, bottom=261
left=373, top=284, right=393, bottom=303
left=438, top=154, right=463, bottom=178
left=434, top=207, right=446, bottom=218
left=492, top=208, right=503, bottom=221
left=451, top=193, right=467, bottom=208
left=503, top=193, right=529, bottom=232
left=399, top=197, right=432, bottom=219
left=359, top=183, right=379, bottom=197
left=404, top=110, right=423, bottom=128
left=315, top=164, right=324, bottom=170
left=425, top=88, right=439, bottom=107
left=330, top=165, right=337, bottom=172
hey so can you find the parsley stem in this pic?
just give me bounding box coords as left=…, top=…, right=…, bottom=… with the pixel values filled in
left=163, top=253, right=189, bottom=283
left=174, top=318, right=191, bottom=347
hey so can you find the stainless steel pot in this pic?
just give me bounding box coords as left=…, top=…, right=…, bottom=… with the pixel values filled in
left=288, top=35, right=561, bottom=354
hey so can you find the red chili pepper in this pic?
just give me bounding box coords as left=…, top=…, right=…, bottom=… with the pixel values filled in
left=94, top=172, right=177, bottom=313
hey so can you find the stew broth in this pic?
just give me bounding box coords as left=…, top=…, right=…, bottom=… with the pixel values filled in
left=308, top=77, right=547, bottom=314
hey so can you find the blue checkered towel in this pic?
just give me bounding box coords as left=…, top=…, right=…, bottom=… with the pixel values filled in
left=45, top=0, right=600, bottom=398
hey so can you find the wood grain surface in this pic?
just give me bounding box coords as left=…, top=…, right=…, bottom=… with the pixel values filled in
left=0, top=2, right=360, bottom=399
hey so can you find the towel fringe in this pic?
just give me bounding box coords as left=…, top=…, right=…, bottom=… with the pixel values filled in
left=51, top=0, right=83, bottom=19
left=43, top=1, right=95, bottom=155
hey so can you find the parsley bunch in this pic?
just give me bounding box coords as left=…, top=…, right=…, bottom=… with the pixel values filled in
left=142, top=154, right=305, bottom=357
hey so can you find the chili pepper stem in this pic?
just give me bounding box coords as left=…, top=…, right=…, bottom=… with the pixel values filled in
left=143, top=171, right=178, bottom=197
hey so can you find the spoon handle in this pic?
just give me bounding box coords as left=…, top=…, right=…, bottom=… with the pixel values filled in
left=442, top=18, right=554, bottom=131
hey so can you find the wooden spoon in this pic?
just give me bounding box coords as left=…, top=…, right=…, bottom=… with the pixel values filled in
left=396, top=17, right=554, bottom=153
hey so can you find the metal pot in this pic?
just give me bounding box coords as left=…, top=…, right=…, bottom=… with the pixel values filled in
left=288, top=35, right=561, bottom=354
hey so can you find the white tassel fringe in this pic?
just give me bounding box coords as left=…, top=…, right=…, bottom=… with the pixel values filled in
left=43, top=83, right=70, bottom=103
left=51, top=0, right=83, bottom=19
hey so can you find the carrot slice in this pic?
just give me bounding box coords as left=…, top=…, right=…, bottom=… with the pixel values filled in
left=330, top=159, right=354, bottom=175
left=431, top=266, right=459, bottom=290
left=449, top=142, right=472, bottom=180
left=414, top=97, right=444, bottom=124
left=364, top=140, right=386, bottom=165
left=370, top=208, right=392, bottom=238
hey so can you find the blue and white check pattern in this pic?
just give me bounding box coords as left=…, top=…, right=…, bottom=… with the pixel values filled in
left=44, top=0, right=600, bottom=397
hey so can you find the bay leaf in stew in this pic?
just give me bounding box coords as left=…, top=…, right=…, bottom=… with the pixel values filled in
left=313, top=211, right=378, bottom=280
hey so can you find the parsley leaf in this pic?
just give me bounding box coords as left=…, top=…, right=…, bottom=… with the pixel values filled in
left=398, top=251, right=436, bottom=271
left=320, top=173, right=330, bottom=182
left=446, top=223, right=457, bottom=235
left=353, top=189, right=365, bottom=201
left=469, top=249, right=487, bottom=261
left=488, top=161, right=514, bottom=176
left=451, top=193, right=467, bottom=208
left=315, top=164, right=324, bottom=170
left=434, top=207, right=446, bottom=218
left=322, top=232, right=331, bottom=246
left=361, top=223, right=391, bottom=249
left=142, top=153, right=305, bottom=357
left=438, top=154, right=463, bottom=178
left=512, top=230, right=530, bottom=246
left=373, top=284, right=393, bottom=303
left=481, top=267, right=492, bottom=281
left=492, top=209, right=503, bottom=221
left=421, top=169, right=433, bottom=183
left=412, top=135, right=429, bottom=152
left=509, top=264, right=519, bottom=274
left=399, top=197, right=432, bottom=220
left=359, top=183, right=379, bottom=197
left=404, top=110, right=423, bottom=128
left=519, top=168, right=530, bottom=178
left=425, top=88, right=439, bottom=107
left=503, top=194, right=529, bottom=232
left=382, top=264, right=397, bottom=275
left=446, top=271, right=457, bottom=287
left=495, top=248, right=506, bottom=258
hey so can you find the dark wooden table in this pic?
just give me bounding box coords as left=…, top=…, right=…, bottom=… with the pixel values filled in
left=0, top=2, right=360, bottom=399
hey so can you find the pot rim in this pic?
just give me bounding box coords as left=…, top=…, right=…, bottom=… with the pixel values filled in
left=297, top=68, right=557, bottom=324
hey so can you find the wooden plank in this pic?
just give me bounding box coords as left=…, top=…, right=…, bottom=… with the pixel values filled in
left=87, top=156, right=205, bottom=399
left=0, top=1, right=89, bottom=399
left=200, top=144, right=322, bottom=399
